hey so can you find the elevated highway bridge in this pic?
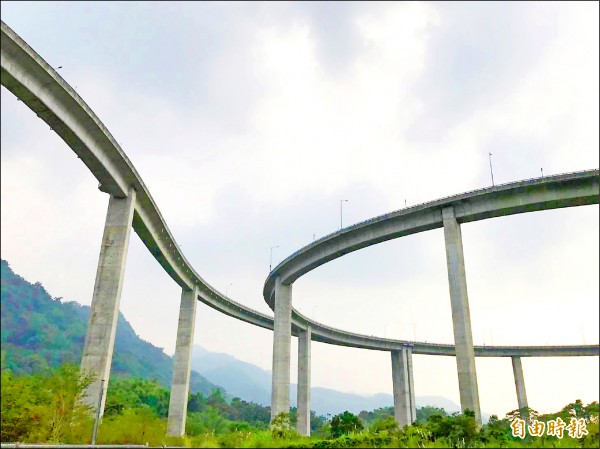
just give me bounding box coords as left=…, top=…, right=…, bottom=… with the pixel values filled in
left=2, top=20, right=598, bottom=436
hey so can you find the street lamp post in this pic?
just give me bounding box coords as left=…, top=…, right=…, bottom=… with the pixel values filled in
left=269, top=245, right=279, bottom=272
left=541, top=167, right=544, bottom=178
left=225, top=283, right=232, bottom=296
left=340, top=199, right=348, bottom=230
left=488, top=152, right=495, bottom=186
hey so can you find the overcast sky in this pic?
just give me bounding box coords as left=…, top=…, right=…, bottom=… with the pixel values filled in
left=1, top=1, right=598, bottom=418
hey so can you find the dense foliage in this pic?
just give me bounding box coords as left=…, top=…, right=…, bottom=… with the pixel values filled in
left=330, top=411, right=364, bottom=438
left=1, top=364, right=94, bottom=443
left=0, top=259, right=219, bottom=395
left=2, top=363, right=597, bottom=447
left=0, top=364, right=273, bottom=445
left=359, top=405, right=448, bottom=426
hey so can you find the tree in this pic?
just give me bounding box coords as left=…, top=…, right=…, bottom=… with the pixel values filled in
left=417, top=406, right=447, bottom=423
left=426, top=410, right=479, bottom=446
left=330, top=411, right=364, bottom=438
left=1, top=370, right=39, bottom=442
left=104, top=376, right=170, bottom=418
left=310, top=410, right=327, bottom=433
left=505, top=407, right=539, bottom=422
left=480, top=414, right=510, bottom=445
left=0, top=364, right=93, bottom=443
left=187, top=391, right=206, bottom=413
left=186, top=407, right=229, bottom=436
left=270, top=412, right=297, bottom=439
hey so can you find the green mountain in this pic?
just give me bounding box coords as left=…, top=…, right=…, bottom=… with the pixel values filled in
left=0, top=259, right=220, bottom=396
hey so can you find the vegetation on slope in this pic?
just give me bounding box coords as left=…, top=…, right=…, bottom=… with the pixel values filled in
left=0, top=259, right=220, bottom=395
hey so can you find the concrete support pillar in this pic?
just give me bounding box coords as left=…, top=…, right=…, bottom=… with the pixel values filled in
left=296, top=326, right=311, bottom=436
left=442, top=206, right=481, bottom=422
left=407, top=347, right=416, bottom=422
left=271, top=277, right=292, bottom=422
left=167, top=286, right=199, bottom=436
left=511, top=356, right=529, bottom=416
left=80, top=189, right=136, bottom=417
left=391, top=348, right=416, bottom=427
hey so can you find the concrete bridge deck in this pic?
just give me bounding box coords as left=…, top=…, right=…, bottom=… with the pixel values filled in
left=264, top=170, right=598, bottom=308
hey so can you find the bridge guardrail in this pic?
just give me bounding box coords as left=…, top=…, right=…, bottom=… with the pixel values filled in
left=272, top=169, right=600, bottom=274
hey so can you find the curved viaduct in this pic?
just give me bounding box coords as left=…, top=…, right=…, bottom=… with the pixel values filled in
left=2, top=20, right=599, bottom=436
left=264, top=170, right=598, bottom=306
left=263, top=169, right=599, bottom=426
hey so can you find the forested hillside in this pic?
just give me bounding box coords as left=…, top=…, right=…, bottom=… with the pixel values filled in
left=0, top=259, right=220, bottom=395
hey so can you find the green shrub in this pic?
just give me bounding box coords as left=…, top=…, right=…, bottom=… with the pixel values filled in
left=369, top=415, right=399, bottom=434
left=271, top=412, right=298, bottom=439
left=96, top=407, right=168, bottom=446
left=186, top=407, right=231, bottom=436
left=1, top=364, right=94, bottom=444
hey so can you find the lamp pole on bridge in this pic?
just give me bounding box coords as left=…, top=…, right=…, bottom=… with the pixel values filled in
left=225, top=283, right=232, bottom=296
left=488, top=152, right=495, bottom=186
left=340, top=199, right=348, bottom=230
left=269, top=245, right=279, bottom=272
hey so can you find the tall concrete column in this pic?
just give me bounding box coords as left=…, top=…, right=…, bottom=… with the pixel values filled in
left=80, top=189, right=136, bottom=417
left=442, top=206, right=481, bottom=422
left=406, top=347, right=416, bottom=423
left=167, top=286, right=199, bottom=436
left=271, top=277, right=292, bottom=422
left=511, top=356, right=529, bottom=415
left=297, top=325, right=311, bottom=436
left=391, top=348, right=416, bottom=427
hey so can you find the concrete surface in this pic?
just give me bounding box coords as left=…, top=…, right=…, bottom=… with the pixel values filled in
left=271, top=277, right=292, bottom=421
left=167, top=287, right=199, bottom=436
left=442, top=206, right=481, bottom=422
left=512, top=356, right=529, bottom=415
left=297, top=326, right=312, bottom=436
left=80, top=190, right=136, bottom=416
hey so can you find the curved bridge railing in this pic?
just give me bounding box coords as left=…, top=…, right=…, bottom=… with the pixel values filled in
left=264, top=170, right=599, bottom=307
